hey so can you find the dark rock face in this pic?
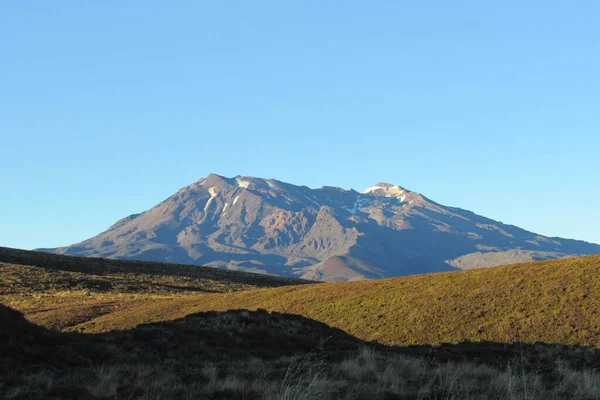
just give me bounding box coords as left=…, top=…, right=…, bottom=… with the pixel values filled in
left=40, top=174, right=600, bottom=281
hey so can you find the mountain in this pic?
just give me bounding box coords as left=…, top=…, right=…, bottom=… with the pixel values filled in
left=40, top=174, right=600, bottom=281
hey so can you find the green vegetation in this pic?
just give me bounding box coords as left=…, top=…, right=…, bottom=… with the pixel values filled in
left=4, top=304, right=600, bottom=399
left=3, top=247, right=600, bottom=398
left=3, top=247, right=600, bottom=348
left=0, top=246, right=311, bottom=292
left=0, top=246, right=313, bottom=330
left=62, top=255, right=600, bottom=348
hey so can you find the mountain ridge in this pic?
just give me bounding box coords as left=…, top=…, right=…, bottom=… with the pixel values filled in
left=40, top=173, right=600, bottom=281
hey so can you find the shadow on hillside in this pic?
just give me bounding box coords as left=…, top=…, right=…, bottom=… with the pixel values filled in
left=3, top=302, right=600, bottom=377
left=6, top=302, right=600, bottom=399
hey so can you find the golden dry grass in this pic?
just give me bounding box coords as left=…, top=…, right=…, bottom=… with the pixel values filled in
left=3, top=245, right=600, bottom=348
left=4, top=251, right=600, bottom=398
left=4, top=304, right=600, bottom=400
left=62, top=255, right=600, bottom=348
left=0, top=246, right=312, bottom=331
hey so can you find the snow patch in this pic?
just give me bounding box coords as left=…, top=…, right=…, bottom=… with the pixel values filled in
left=362, top=185, right=385, bottom=194
left=204, top=187, right=218, bottom=213
left=222, top=202, right=229, bottom=214
left=233, top=195, right=240, bottom=205
left=362, top=184, right=406, bottom=199
left=300, top=193, right=320, bottom=207
left=236, top=178, right=251, bottom=188
left=343, top=196, right=371, bottom=215
left=343, top=203, right=358, bottom=215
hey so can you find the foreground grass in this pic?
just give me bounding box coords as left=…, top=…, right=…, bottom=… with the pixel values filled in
left=7, top=347, right=600, bottom=400
left=65, top=255, right=600, bottom=348
left=4, top=304, right=600, bottom=399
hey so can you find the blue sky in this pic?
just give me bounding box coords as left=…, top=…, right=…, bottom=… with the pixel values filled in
left=1, top=1, right=599, bottom=249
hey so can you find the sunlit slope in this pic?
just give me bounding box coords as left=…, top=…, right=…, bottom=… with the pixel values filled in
left=70, top=255, right=600, bottom=347
left=0, top=246, right=310, bottom=291
left=0, top=246, right=312, bottom=330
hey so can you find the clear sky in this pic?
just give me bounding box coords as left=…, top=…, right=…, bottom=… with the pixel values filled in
left=1, top=1, right=599, bottom=249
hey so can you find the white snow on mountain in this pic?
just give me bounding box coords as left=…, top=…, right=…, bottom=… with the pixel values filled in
left=362, top=184, right=407, bottom=199
left=204, top=187, right=218, bottom=213
left=236, top=178, right=251, bottom=188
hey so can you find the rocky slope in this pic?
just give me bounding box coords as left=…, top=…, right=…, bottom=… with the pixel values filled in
left=40, top=174, right=600, bottom=281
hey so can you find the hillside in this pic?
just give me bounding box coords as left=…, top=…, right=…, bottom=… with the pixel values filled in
left=5, top=248, right=599, bottom=349
left=0, top=246, right=311, bottom=290
left=4, top=249, right=600, bottom=398
left=0, top=246, right=313, bottom=330
left=39, top=174, right=600, bottom=281
left=62, top=255, right=600, bottom=348
left=4, top=304, right=600, bottom=399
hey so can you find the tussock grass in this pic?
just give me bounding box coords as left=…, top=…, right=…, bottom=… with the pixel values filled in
left=0, top=246, right=313, bottom=330
left=0, top=246, right=311, bottom=295
left=3, top=248, right=600, bottom=398
left=4, top=304, right=600, bottom=399
left=5, top=347, right=600, bottom=399
left=66, top=255, right=600, bottom=349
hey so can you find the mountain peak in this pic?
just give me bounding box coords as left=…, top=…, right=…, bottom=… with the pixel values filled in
left=45, top=174, right=600, bottom=282
left=361, top=183, right=409, bottom=198
left=198, top=173, right=258, bottom=189
left=200, top=173, right=230, bottom=185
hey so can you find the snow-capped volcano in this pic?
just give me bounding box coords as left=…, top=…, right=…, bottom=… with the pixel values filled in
left=40, top=174, right=600, bottom=281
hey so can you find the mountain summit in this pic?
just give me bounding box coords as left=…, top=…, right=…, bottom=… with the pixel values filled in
left=41, top=174, right=600, bottom=281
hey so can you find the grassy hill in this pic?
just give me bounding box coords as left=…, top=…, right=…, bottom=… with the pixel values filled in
left=62, top=255, right=600, bottom=348
left=0, top=246, right=311, bottom=291
left=0, top=246, right=312, bottom=330
left=3, top=246, right=600, bottom=348
left=3, top=248, right=600, bottom=398
left=3, top=303, right=600, bottom=399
